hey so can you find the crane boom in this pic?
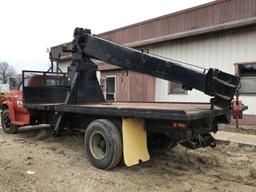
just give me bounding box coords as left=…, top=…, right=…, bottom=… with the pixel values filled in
left=66, top=28, right=240, bottom=110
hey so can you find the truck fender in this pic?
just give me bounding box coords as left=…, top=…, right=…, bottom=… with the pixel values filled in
left=1, top=100, right=16, bottom=123
left=122, top=118, right=150, bottom=166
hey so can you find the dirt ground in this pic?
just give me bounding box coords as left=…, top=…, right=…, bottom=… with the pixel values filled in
left=219, top=124, right=256, bottom=135
left=0, top=126, right=256, bottom=192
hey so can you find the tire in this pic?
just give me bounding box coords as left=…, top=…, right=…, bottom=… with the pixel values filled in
left=1, top=109, right=19, bottom=134
left=84, top=119, right=123, bottom=170
left=148, top=133, right=177, bottom=152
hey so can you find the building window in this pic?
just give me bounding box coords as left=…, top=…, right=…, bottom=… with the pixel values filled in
left=105, top=75, right=116, bottom=101
left=168, top=81, right=186, bottom=94
left=237, top=63, right=256, bottom=94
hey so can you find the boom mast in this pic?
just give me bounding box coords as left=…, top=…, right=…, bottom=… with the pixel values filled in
left=68, top=28, right=239, bottom=110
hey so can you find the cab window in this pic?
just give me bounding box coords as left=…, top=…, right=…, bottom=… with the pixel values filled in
left=42, top=78, right=67, bottom=87
left=18, top=78, right=29, bottom=91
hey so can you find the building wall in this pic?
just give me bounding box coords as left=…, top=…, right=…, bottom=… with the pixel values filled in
left=149, top=26, right=256, bottom=115
left=99, top=0, right=256, bottom=47
left=58, top=60, right=70, bottom=73
left=100, top=70, right=155, bottom=102
left=58, top=60, right=155, bottom=102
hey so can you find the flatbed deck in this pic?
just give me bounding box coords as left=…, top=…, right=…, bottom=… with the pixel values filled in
left=25, top=102, right=226, bottom=121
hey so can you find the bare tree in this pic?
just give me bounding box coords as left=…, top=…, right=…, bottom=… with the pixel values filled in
left=0, top=61, right=16, bottom=84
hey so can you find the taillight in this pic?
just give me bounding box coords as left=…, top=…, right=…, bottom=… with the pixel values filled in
left=171, top=122, right=187, bottom=128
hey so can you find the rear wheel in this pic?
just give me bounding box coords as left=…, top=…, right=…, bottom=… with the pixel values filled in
left=84, top=119, right=123, bottom=170
left=1, top=109, right=19, bottom=134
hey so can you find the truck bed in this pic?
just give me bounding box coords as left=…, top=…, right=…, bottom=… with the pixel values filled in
left=25, top=102, right=226, bottom=121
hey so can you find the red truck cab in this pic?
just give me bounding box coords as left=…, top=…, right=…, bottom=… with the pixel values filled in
left=0, top=75, right=65, bottom=133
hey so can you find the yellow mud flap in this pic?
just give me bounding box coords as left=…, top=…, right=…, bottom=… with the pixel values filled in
left=122, top=118, right=150, bottom=166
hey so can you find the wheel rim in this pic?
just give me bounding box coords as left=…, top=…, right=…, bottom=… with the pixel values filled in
left=3, top=114, right=11, bottom=130
left=89, top=131, right=107, bottom=160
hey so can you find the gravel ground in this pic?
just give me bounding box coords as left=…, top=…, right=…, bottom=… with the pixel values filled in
left=0, top=126, right=256, bottom=192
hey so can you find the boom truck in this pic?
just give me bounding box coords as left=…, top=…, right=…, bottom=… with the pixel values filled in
left=0, top=28, right=244, bottom=169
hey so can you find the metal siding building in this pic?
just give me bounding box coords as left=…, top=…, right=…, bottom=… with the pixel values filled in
left=58, top=60, right=70, bottom=72
left=51, top=0, right=256, bottom=115
left=149, top=26, right=256, bottom=114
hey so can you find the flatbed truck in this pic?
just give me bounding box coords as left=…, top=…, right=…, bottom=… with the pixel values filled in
left=0, top=28, right=244, bottom=169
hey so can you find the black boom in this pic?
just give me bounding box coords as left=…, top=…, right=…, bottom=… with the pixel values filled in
left=68, top=28, right=239, bottom=110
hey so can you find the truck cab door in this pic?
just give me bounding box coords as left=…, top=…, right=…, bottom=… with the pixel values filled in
left=12, top=82, right=27, bottom=113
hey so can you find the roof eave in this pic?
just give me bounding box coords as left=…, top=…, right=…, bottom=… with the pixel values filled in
left=126, top=16, right=256, bottom=48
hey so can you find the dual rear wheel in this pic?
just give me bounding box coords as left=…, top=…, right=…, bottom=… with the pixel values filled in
left=84, top=119, right=123, bottom=170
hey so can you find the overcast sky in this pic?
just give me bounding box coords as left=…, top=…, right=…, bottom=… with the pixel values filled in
left=0, top=0, right=213, bottom=73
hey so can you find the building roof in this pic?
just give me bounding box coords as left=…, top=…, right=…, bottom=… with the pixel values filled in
left=51, top=0, right=256, bottom=67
